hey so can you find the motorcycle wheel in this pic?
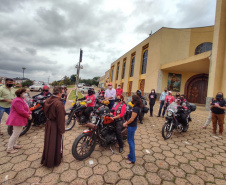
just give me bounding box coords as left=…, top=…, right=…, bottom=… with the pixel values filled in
left=72, top=133, right=96, bottom=161
left=65, top=110, right=76, bottom=131
left=182, top=124, right=189, bottom=132
left=162, top=122, right=173, bottom=140
left=8, top=120, right=32, bottom=137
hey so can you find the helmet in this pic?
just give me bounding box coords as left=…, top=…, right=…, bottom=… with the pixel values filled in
left=101, top=100, right=110, bottom=105
left=136, top=90, right=142, bottom=96
left=43, top=85, right=49, bottom=90
left=88, top=88, right=95, bottom=96
left=128, top=102, right=134, bottom=107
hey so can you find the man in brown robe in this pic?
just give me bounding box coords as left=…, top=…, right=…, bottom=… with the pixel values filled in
left=41, top=86, right=65, bottom=168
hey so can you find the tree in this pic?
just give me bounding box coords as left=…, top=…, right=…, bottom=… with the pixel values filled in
left=70, top=74, right=77, bottom=84
left=51, top=81, right=59, bottom=87
left=92, top=76, right=100, bottom=86
left=22, top=80, right=33, bottom=87
left=63, top=76, right=71, bottom=86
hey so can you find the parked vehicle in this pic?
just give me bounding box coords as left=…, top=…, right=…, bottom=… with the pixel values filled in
left=8, top=95, right=48, bottom=137
left=71, top=106, right=127, bottom=160
left=162, top=102, right=196, bottom=140
left=78, top=86, right=92, bottom=94
left=29, top=83, right=47, bottom=92
left=78, top=83, right=85, bottom=88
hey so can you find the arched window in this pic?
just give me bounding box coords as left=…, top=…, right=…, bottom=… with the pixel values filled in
left=141, top=50, right=148, bottom=74
left=195, top=42, right=212, bottom=55
left=130, top=57, right=135, bottom=77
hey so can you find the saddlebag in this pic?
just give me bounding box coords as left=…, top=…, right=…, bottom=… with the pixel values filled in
left=189, top=103, right=196, bottom=112
left=143, top=107, right=149, bottom=113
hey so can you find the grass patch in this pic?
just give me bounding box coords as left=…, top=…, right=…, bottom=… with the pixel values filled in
left=67, top=85, right=76, bottom=88
left=68, top=90, right=84, bottom=100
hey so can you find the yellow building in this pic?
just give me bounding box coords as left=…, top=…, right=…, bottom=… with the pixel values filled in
left=109, top=0, right=226, bottom=109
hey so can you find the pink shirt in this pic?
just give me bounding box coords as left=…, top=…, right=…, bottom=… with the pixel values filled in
left=116, top=88, right=123, bottom=96
left=86, top=94, right=95, bottom=107
left=165, top=96, right=175, bottom=105
left=112, top=103, right=126, bottom=118
left=6, top=97, right=31, bottom=126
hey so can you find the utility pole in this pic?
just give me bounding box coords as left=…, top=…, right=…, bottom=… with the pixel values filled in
left=75, top=49, right=83, bottom=98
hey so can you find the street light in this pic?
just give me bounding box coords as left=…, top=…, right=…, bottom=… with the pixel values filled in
left=22, top=67, right=26, bottom=83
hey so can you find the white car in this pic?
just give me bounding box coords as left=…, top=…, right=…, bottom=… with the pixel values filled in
left=78, top=83, right=85, bottom=88
left=78, top=86, right=91, bottom=94
left=29, top=83, right=47, bottom=92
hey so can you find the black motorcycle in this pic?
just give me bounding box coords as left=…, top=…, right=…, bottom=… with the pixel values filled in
left=71, top=106, right=127, bottom=160
left=162, top=102, right=196, bottom=140
left=8, top=95, right=47, bottom=137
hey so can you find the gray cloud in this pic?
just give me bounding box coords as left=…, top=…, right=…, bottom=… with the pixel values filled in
left=0, top=0, right=216, bottom=82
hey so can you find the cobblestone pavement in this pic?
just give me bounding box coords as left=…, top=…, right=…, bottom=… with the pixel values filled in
left=0, top=100, right=226, bottom=185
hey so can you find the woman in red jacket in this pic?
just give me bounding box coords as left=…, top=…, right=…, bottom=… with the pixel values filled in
left=6, top=88, right=31, bottom=153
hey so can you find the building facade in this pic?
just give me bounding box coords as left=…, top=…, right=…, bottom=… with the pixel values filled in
left=109, top=26, right=214, bottom=105
left=104, top=0, right=225, bottom=109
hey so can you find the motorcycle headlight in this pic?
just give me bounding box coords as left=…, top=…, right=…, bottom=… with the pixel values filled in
left=91, top=116, right=96, bottom=124
left=167, top=111, right=173, bottom=116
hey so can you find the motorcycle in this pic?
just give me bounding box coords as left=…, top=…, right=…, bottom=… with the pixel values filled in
left=65, top=96, right=109, bottom=131
left=71, top=106, right=127, bottom=160
left=8, top=95, right=47, bottom=137
left=65, top=100, right=88, bottom=131
left=162, top=102, right=196, bottom=140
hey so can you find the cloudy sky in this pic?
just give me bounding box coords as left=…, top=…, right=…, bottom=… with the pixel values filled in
left=0, top=0, right=216, bottom=83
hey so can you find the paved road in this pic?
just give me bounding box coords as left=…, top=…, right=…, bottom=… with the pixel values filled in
left=0, top=100, right=226, bottom=184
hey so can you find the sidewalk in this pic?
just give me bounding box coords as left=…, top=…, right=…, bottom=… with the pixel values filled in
left=0, top=102, right=226, bottom=184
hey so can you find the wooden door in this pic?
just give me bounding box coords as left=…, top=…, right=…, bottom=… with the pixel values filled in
left=186, top=75, right=208, bottom=104
left=128, top=81, right=132, bottom=96
left=140, top=80, right=145, bottom=95
left=121, top=83, right=124, bottom=91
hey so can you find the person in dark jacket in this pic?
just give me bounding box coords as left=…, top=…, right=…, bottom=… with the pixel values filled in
left=211, top=92, right=226, bottom=137
left=41, top=87, right=65, bottom=168
left=136, top=90, right=145, bottom=124
left=148, top=89, right=157, bottom=117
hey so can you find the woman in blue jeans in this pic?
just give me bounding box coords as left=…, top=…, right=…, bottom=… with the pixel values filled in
left=123, top=95, right=143, bottom=164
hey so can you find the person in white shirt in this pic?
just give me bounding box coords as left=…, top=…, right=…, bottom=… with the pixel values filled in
left=104, top=83, right=116, bottom=109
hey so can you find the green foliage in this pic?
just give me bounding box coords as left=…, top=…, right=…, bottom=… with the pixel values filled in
left=51, top=81, right=59, bottom=86
left=79, top=76, right=100, bottom=86
left=70, top=74, right=77, bottom=84
left=22, top=80, right=33, bottom=87
left=63, top=76, right=71, bottom=86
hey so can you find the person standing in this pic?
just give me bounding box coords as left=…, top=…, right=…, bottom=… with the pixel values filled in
left=157, top=88, right=168, bottom=117
left=6, top=88, right=31, bottom=153
left=0, top=78, right=16, bottom=135
left=116, top=85, right=123, bottom=96
left=211, top=92, right=226, bottom=137
left=162, top=91, right=175, bottom=118
left=148, top=89, right=157, bottom=117
left=136, top=90, right=146, bottom=124
left=112, top=95, right=126, bottom=153
left=104, top=83, right=116, bottom=109
left=41, top=87, right=65, bottom=168
left=62, top=87, right=68, bottom=106
left=175, top=92, right=180, bottom=99
left=123, top=95, right=142, bottom=164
